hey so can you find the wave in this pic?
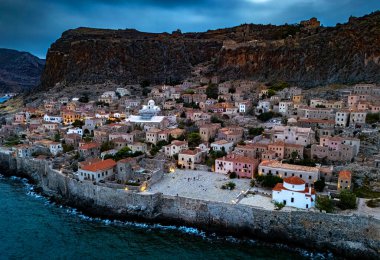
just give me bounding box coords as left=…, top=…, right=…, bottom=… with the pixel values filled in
left=3, top=174, right=334, bottom=259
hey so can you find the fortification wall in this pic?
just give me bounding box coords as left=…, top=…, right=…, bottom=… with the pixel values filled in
left=0, top=151, right=378, bottom=258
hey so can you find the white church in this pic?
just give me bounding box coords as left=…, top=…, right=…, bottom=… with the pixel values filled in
left=272, top=176, right=315, bottom=209
left=125, top=100, right=168, bottom=130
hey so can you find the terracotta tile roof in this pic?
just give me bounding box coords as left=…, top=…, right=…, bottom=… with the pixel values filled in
left=79, top=158, right=102, bottom=168
left=284, top=176, right=305, bottom=185
left=80, top=142, right=100, bottom=150
left=171, top=140, right=187, bottom=146
left=81, top=159, right=116, bottom=172
left=217, top=155, right=258, bottom=165
left=273, top=183, right=315, bottom=194
left=180, top=148, right=202, bottom=155
left=118, top=158, right=136, bottom=164
left=339, top=170, right=352, bottom=180
left=212, top=140, right=232, bottom=145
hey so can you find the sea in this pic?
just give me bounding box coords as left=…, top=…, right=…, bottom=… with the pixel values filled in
left=0, top=173, right=333, bottom=259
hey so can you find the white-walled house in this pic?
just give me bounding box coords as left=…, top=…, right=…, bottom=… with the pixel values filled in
left=49, top=142, right=63, bottom=156
left=210, top=140, right=234, bottom=153
left=77, top=159, right=116, bottom=182
left=43, top=114, right=62, bottom=124
left=164, top=140, right=188, bottom=158
left=67, top=127, right=83, bottom=136
left=349, top=111, right=367, bottom=126
left=272, top=176, right=315, bottom=209
left=257, top=100, right=271, bottom=113
left=335, top=110, right=350, bottom=127
left=279, top=101, right=293, bottom=115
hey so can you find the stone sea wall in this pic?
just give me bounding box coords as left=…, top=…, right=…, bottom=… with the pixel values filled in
left=0, top=151, right=379, bottom=259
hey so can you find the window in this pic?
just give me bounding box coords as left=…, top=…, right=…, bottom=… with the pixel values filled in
left=291, top=198, right=294, bottom=203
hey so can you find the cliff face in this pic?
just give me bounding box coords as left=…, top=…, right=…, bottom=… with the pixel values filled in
left=41, top=12, right=380, bottom=89
left=0, top=48, right=45, bottom=93
left=216, top=14, right=380, bottom=87
left=42, top=28, right=223, bottom=88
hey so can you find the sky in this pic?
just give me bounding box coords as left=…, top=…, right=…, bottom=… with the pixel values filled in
left=0, top=0, right=379, bottom=58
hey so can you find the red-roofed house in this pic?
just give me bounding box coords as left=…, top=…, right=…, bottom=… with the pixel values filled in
left=272, top=176, right=315, bottom=209
left=78, top=159, right=116, bottom=182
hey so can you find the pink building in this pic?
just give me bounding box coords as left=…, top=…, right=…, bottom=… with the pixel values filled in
left=215, top=154, right=259, bottom=178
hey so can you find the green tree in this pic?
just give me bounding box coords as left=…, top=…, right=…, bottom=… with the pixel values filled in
left=338, top=190, right=357, bottom=210
left=268, top=81, right=289, bottom=91
left=206, top=83, right=218, bottom=99
left=113, top=146, right=132, bottom=161
left=314, top=178, right=326, bottom=192
left=256, top=175, right=283, bottom=188
left=62, top=144, right=74, bottom=153
left=206, top=150, right=226, bottom=167
left=316, top=196, right=334, bottom=213
left=290, top=151, right=299, bottom=160
left=257, top=111, right=282, bottom=122
left=54, top=132, right=61, bottom=142
left=221, top=182, right=236, bottom=190
left=210, top=115, right=224, bottom=126
left=100, top=141, right=115, bottom=152
left=229, top=172, right=237, bottom=179
left=365, top=113, right=380, bottom=124
left=72, top=120, right=84, bottom=128
left=248, top=127, right=264, bottom=137
left=187, top=132, right=202, bottom=148
left=267, top=89, right=276, bottom=98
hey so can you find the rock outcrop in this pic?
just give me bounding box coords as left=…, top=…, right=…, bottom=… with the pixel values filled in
left=41, top=11, right=380, bottom=90
left=0, top=48, right=45, bottom=93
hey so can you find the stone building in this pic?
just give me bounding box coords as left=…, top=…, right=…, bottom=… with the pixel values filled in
left=178, top=148, right=204, bottom=170
left=258, top=160, right=320, bottom=186
left=337, top=170, right=352, bottom=191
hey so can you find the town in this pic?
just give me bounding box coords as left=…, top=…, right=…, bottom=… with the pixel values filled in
left=1, top=80, right=379, bottom=215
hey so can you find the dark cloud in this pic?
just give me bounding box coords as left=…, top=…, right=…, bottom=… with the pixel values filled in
left=0, top=0, right=379, bottom=58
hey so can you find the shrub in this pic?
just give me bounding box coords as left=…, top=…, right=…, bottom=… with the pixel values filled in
left=257, top=175, right=283, bottom=188
left=257, top=111, right=282, bottom=122
left=221, top=182, right=236, bottom=190
left=206, top=83, right=218, bottom=99
left=248, top=127, right=264, bottom=137
left=314, top=178, right=326, bottom=192
left=338, top=190, right=357, bottom=210
left=316, top=196, right=334, bottom=213
left=229, top=172, right=237, bottom=179
left=366, top=199, right=380, bottom=208
left=274, top=201, right=285, bottom=210
left=250, top=180, right=255, bottom=187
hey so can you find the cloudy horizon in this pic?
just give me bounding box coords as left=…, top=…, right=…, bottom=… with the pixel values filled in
left=0, top=0, right=379, bottom=58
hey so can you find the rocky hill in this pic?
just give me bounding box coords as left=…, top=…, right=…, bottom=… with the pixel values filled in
left=41, top=11, right=380, bottom=90
left=0, top=48, right=45, bottom=93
